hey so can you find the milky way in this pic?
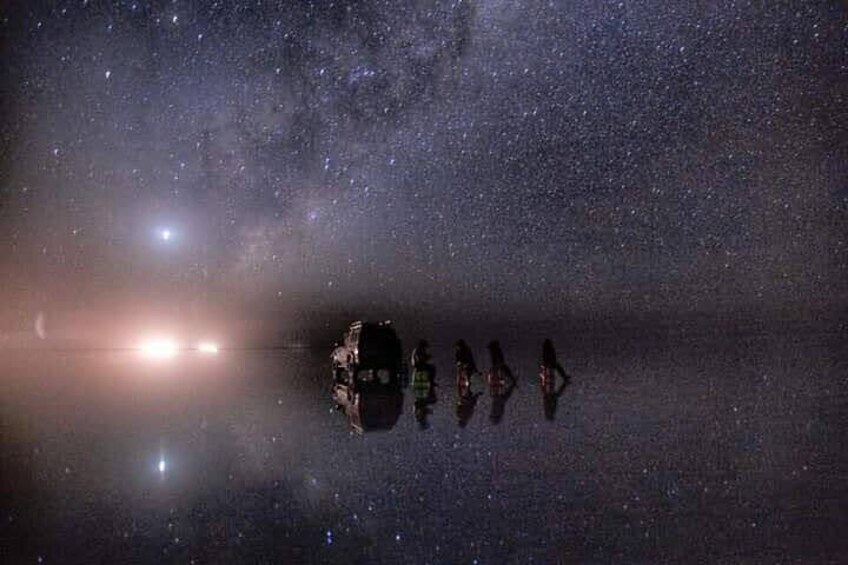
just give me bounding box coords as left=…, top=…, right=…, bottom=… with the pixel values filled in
left=1, top=1, right=846, bottom=327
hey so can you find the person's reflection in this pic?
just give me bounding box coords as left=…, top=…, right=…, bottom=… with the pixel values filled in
left=486, top=341, right=516, bottom=424
left=411, top=340, right=436, bottom=430
left=414, top=398, right=431, bottom=429
left=540, top=338, right=570, bottom=420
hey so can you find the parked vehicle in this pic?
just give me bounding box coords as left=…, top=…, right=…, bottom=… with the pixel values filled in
left=330, top=321, right=404, bottom=432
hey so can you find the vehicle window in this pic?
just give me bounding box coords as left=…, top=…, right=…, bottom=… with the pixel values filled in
left=377, top=368, right=392, bottom=384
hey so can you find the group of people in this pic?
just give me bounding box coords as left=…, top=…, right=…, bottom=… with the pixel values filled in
left=408, top=338, right=570, bottom=427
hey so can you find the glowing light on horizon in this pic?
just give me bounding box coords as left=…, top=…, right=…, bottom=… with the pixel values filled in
left=159, top=228, right=172, bottom=241
left=138, top=337, right=179, bottom=359
left=197, top=341, right=219, bottom=354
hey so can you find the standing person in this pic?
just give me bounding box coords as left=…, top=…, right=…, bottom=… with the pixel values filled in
left=486, top=341, right=516, bottom=395
left=411, top=339, right=432, bottom=370
left=540, top=338, right=569, bottom=420
left=455, top=342, right=481, bottom=427
left=411, top=340, right=435, bottom=405
left=541, top=340, right=565, bottom=378
left=486, top=341, right=516, bottom=424
left=454, top=339, right=478, bottom=396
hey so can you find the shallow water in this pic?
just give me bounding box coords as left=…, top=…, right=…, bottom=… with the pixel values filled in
left=2, top=324, right=845, bottom=563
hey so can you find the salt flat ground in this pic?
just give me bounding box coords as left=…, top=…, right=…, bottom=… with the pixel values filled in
left=2, top=321, right=845, bottom=563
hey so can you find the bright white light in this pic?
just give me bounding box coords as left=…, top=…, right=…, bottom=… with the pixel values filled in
left=158, top=458, right=166, bottom=473
left=139, top=338, right=179, bottom=359
left=160, top=228, right=172, bottom=241
left=197, top=341, right=219, bottom=354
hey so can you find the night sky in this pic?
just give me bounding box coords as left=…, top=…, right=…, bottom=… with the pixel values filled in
left=1, top=1, right=846, bottom=334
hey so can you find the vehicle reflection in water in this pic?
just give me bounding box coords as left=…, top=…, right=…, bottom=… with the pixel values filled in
left=486, top=341, right=517, bottom=424
left=331, top=321, right=404, bottom=433
left=332, top=368, right=404, bottom=433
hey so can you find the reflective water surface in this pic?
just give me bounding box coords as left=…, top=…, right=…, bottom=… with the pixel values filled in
left=2, top=323, right=845, bottom=563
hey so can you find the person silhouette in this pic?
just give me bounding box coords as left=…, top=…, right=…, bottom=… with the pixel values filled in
left=486, top=341, right=516, bottom=424
left=455, top=353, right=482, bottom=427
left=454, top=339, right=479, bottom=396
left=540, top=339, right=569, bottom=420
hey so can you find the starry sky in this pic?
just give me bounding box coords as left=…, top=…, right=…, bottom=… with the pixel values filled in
left=1, top=1, right=846, bottom=330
